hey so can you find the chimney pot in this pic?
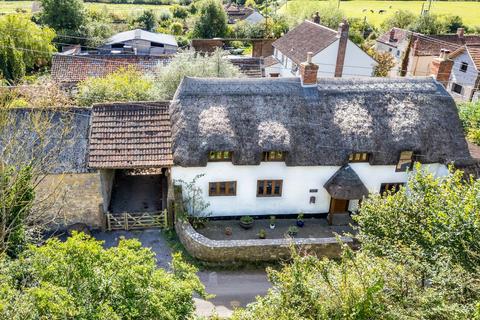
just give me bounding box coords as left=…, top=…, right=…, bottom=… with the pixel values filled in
left=457, top=28, right=465, bottom=38
left=389, top=28, right=395, bottom=42
left=307, top=52, right=312, bottom=63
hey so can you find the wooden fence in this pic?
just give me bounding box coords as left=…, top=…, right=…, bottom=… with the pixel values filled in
left=106, top=210, right=167, bottom=231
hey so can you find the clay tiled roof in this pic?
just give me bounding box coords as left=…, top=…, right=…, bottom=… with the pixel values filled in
left=272, top=20, right=338, bottom=64
left=377, top=28, right=409, bottom=48
left=468, top=45, right=480, bottom=70
left=51, top=54, right=172, bottom=84
left=88, top=102, right=173, bottom=169
left=263, top=55, right=280, bottom=67
left=412, top=34, right=480, bottom=56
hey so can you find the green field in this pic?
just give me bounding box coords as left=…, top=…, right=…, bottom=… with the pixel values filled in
left=0, top=1, right=171, bottom=14
left=280, top=1, right=480, bottom=28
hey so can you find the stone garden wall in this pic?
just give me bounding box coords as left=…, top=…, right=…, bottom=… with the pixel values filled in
left=175, top=220, right=354, bottom=263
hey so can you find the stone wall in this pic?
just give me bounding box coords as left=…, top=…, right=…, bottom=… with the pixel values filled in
left=175, top=220, right=354, bottom=263
left=36, top=172, right=105, bottom=229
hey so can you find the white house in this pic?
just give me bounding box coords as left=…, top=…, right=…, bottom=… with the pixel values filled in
left=264, top=20, right=377, bottom=78
left=375, top=27, right=410, bottom=77
left=170, top=59, right=471, bottom=222
left=100, top=29, right=178, bottom=56
left=446, top=45, right=480, bottom=102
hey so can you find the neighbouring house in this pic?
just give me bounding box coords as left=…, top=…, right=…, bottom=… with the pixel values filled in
left=169, top=59, right=471, bottom=221
left=224, top=3, right=264, bottom=25
left=377, top=27, right=480, bottom=77
left=265, top=20, right=377, bottom=78
left=99, top=29, right=178, bottom=55
left=429, top=45, right=480, bottom=102
left=51, top=53, right=172, bottom=87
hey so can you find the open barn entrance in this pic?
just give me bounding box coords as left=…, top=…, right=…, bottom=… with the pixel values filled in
left=109, top=169, right=168, bottom=214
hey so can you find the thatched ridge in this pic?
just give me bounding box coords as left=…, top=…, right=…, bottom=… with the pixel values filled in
left=170, top=76, right=472, bottom=167
left=324, top=165, right=369, bottom=200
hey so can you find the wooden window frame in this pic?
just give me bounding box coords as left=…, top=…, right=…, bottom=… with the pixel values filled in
left=348, top=152, right=370, bottom=163
left=262, top=151, right=286, bottom=162
left=395, top=151, right=414, bottom=172
left=380, top=182, right=405, bottom=195
left=257, top=180, right=283, bottom=197
left=209, top=181, right=237, bottom=196
left=208, top=151, right=232, bottom=162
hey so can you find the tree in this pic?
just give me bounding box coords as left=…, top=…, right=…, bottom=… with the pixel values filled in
left=170, top=21, right=184, bottom=35
left=153, top=49, right=242, bottom=100
left=458, top=101, right=480, bottom=145
left=0, top=232, right=206, bottom=319
left=0, top=14, right=56, bottom=82
left=381, top=9, right=416, bottom=31
left=76, top=67, right=157, bottom=106
left=136, top=10, right=157, bottom=31
left=372, top=51, right=395, bottom=77
left=192, top=0, right=227, bottom=39
left=442, top=15, right=467, bottom=33
left=39, top=0, right=86, bottom=32
left=171, top=5, right=189, bottom=20
left=355, top=164, right=480, bottom=271
left=409, top=13, right=446, bottom=35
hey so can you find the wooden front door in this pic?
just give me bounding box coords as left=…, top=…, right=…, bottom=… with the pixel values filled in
left=328, top=198, right=349, bottom=225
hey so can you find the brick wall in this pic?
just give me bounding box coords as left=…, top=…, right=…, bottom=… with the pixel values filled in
left=252, top=39, right=275, bottom=58
left=431, top=57, right=454, bottom=86
left=36, top=172, right=104, bottom=229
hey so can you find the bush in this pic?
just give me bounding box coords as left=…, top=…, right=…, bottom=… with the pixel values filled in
left=171, top=5, right=189, bottom=19
left=458, top=101, right=480, bottom=145
left=192, top=0, right=227, bottom=38
left=0, top=232, right=206, bottom=319
left=170, top=21, right=184, bottom=35
left=76, top=67, right=157, bottom=106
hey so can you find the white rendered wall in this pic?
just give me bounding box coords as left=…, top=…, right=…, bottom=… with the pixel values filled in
left=171, top=162, right=448, bottom=217
left=448, top=51, right=479, bottom=101
left=343, top=40, right=377, bottom=77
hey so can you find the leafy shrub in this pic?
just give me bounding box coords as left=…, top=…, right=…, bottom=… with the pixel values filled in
left=171, top=4, right=189, bottom=19
left=0, top=232, right=206, bottom=319
left=76, top=67, right=157, bottom=106
left=458, top=101, right=480, bottom=145
left=170, top=21, right=184, bottom=35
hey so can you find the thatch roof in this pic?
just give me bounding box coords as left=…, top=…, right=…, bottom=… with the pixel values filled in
left=170, top=76, right=472, bottom=167
left=324, top=165, right=369, bottom=200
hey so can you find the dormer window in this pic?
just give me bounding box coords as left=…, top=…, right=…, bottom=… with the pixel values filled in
left=460, top=62, right=468, bottom=72
left=208, top=151, right=232, bottom=161
left=349, top=152, right=369, bottom=162
left=262, top=151, right=286, bottom=161
left=396, top=151, right=414, bottom=172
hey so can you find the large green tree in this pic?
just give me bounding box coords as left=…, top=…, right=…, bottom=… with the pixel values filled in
left=0, top=14, right=55, bottom=82
left=192, top=0, right=227, bottom=38
left=0, top=232, right=206, bottom=319
left=39, top=0, right=86, bottom=32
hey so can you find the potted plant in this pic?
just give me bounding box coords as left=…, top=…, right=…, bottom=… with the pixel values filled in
left=296, top=213, right=305, bottom=228
left=269, top=216, right=276, bottom=229
left=258, top=228, right=266, bottom=239
left=224, top=227, right=232, bottom=236
left=287, top=226, right=298, bottom=237
left=239, top=215, right=254, bottom=229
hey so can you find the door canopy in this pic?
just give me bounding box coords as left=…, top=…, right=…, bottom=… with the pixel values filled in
left=324, top=165, right=369, bottom=200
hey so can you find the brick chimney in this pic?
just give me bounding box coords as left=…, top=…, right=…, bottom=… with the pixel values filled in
left=389, top=28, right=396, bottom=42
left=430, top=49, right=453, bottom=87
left=300, top=52, right=319, bottom=87
left=457, top=28, right=465, bottom=39
left=335, top=19, right=349, bottom=77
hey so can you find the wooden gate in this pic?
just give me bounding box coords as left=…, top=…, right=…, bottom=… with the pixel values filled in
left=106, top=210, right=167, bottom=231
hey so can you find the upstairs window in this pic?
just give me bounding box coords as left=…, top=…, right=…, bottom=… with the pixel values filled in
left=257, top=180, right=283, bottom=197
left=262, top=151, right=286, bottom=161
left=460, top=62, right=468, bottom=72
left=349, top=152, right=370, bottom=162
left=380, top=182, right=405, bottom=195
left=452, top=83, right=463, bottom=94
left=209, top=181, right=237, bottom=196
left=396, top=151, right=414, bottom=172
left=208, top=151, right=232, bottom=161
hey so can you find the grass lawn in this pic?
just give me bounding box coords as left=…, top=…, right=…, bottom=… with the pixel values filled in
left=279, top=0, right=480, bottom=29
left=0, top=1, right=171, bottom=14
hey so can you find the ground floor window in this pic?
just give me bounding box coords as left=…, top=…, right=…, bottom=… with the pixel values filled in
left=452, top=83, right=463, bottom=94
left=209, top=181, right=237, bottom=196
left=257, top=180, right=283, bottom=197
left=380, top=182, right=405, bottom=195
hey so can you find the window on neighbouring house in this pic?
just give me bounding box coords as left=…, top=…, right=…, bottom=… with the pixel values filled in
left=396, top=151, right=414, bottom=172
left=389, top=48, right=393, bottom=52
left=270, top=73, right=280, bottom=78
left=292, top=63, right=298, bottom=73
left=262, top=151, right=286, bottom=161
left=380, top=182, right=405, bottom=195
left=208, top=151, right=232, bottom=161
left=150, top=42, right=165, bottom=47
left=396, top=50, right=401, bottom=57
left=209, top=181, right=237, bottom=196
left=460, top=62, right=468, bottom=72
left=452, top=83, right=463, bottom=94
left=348, top=152, right=370, bottom=162
left=257, top=180, right=283, bottom=197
